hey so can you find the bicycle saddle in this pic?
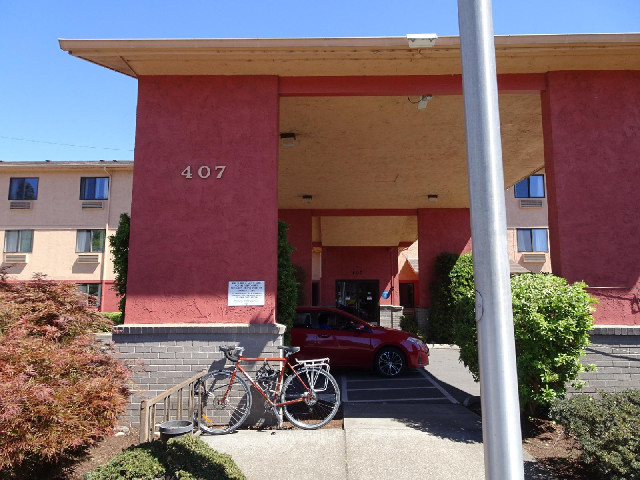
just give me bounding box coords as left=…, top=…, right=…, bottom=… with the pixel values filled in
left=278, top=345, right=301, bottom=354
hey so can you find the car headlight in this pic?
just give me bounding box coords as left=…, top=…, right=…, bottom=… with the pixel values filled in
left=408, top=337, right=423, bottom=347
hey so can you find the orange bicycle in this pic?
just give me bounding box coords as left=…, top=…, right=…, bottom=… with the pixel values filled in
left=195, top=345, right=340, bottom=434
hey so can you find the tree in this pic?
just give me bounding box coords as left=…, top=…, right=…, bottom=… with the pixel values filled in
left=109, top=213, right=130, bottom=316
left=0, top=274, right=130, bottom=478
left=277, top=220, right=298, bottom=345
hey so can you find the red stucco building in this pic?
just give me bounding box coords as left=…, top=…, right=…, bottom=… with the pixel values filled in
left=59, top=34, right=640, bottom=416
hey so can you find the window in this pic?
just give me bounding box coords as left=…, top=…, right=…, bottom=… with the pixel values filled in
left=4, top=230, right=34, bottom=253
left=77, top=283, right=101, bottom=308
left=514, top=174, right=545, bottom=198
left=8, top=178, right=38, bottom=200
left=80, top=177, right=109, bottom=200
left=76, top=229, right=105, bottom=252
left=517, top=228, right=548, bottom=252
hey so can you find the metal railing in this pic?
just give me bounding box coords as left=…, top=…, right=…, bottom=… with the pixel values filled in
left=139, top=370, right=207, bottom=442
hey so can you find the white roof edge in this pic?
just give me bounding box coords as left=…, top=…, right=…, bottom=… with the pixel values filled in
left=59, top=32, right=640, bottom=52
left=0, top=160, right=133, bottom=168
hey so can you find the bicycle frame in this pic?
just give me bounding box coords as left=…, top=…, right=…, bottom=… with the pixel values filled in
left=211, top=353, right=330, bottom=428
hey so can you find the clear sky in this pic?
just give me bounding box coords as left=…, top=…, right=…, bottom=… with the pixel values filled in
left=1, top=0, right=638, bottom=162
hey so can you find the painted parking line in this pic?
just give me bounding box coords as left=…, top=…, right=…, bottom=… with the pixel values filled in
left=339, top=368, right=458, bottom=404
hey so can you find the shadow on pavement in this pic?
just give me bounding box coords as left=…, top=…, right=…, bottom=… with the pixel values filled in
left=344, top=403, right=483, bottom=444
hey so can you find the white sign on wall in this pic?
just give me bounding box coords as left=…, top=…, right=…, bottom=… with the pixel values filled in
left=228, top=281, right=265, bottom=306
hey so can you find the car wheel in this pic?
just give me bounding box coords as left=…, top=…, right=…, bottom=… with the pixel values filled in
left=374, top=347, right=405, bottom=377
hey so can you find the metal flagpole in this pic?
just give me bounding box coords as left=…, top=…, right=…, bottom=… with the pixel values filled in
left=457, top=0, right=525, bottom=478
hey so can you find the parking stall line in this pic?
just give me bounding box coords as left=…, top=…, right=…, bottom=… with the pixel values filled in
left=419, top=368, right=459, bottom=404
left=347, top=386, right=438, bottom=392
left=344, top=396, right=450, bottom=403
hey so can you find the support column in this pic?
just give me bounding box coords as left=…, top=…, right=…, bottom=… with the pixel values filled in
left=126, top=76, right=280, bottom=324
left=543, top=71, right=640, bottom=325
left=417, top=208, right=472, bottom=308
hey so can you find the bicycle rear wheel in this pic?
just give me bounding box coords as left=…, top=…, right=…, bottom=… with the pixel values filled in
left=196, top=370, right=252, bottom=435
left=281, top=367, right=340, bottom=429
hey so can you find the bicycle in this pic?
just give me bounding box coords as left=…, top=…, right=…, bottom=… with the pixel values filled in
left=194, top=345, right=341, bottom=434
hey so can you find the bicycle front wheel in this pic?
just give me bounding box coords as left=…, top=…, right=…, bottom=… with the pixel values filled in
left=281, top=367, right=340, bottom=429
left=196, top=370, right=252, bottom=435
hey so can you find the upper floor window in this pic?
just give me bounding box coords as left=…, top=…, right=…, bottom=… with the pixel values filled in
left=514, top=174, right=545, bottom=198
left=80, top=177, right=109, bottom=200
left=4, top=230, right=34, bottom=253
left=517, top=228, right=548, bottom=252
left=76, top=229, right=105, bottom=253
left=9, top=178, right=38, bottom=200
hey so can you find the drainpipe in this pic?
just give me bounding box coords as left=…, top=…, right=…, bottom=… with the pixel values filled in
left=100, top=166, right=113, bottom=312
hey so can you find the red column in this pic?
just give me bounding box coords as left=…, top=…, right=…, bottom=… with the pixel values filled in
left=543, top=71, right=640, bottom=325
left=278, top=210, right=312, bottom=305
left=126, top=76, right=279, bottom=324
left=417, top=209, right=472, bottom=308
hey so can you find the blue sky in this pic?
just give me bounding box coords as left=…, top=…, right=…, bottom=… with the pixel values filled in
left=1, top=0, right=638, bottom=162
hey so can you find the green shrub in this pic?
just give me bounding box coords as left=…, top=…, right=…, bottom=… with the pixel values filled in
left=277, top=220, right=298, bottom=345
left=430, top=253, right=596, bottom=414
left=102, top=312, right=123, bottom=326
left=0, top=275, right=130, bottom=478
left=551, top=391, right=640, bottom=479
left=87, top=435, right=246, bottom=480
left=399, top=315, right=425, bottom=342
left=427, top=253, right=474, bottom=343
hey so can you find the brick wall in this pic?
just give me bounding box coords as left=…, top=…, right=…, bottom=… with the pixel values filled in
left=110, top=323, right=285, bottom=426
left=569, top=325, right=640, bottom=394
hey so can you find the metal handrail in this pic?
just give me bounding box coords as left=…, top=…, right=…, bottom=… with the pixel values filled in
left=139, top=370, right=207, bottom=442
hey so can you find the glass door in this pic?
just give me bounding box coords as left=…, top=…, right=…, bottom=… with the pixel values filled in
left=335, top=280, right=379, bottom=324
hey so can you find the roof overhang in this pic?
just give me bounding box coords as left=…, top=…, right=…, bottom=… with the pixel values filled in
left=59, top=33, right=640, bottom=78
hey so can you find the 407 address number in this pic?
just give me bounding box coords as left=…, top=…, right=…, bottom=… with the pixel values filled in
left=181, top=165, right=227, bottom=179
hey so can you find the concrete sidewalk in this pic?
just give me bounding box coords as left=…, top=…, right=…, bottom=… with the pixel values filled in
left=201, top=346, right=553, bottom=479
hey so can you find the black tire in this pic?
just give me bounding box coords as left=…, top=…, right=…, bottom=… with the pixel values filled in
left=374, top=347, right=406, bottom=377
left=281, top=368, right=340, bottom=429
left=196, top=370, right=251, bottom=435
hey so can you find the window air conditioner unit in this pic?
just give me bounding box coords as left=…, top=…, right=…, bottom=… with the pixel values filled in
left=9, top=201, right=32, bottom=210
left=4, top=253, right=28, bottom=264
left=519, top=199, right=543, bottom=209
left=82, top=200, right=105, bottom=209
left=77, top=254, right=100, bottom=264
left=522, top=253, right=546, bottom=263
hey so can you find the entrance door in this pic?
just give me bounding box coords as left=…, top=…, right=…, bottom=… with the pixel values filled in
left=335, top=280, right=379, bottom=324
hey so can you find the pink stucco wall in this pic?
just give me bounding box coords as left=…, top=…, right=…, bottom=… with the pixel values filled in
left=125, top=76, right=279, bottom=324
left=278, top=210, right=313, bottom=305
left=320, top=246, right=399, bottom=307
left=417, top=209, right=472, bottom=308
left=543, top=71, right=640, bottom=325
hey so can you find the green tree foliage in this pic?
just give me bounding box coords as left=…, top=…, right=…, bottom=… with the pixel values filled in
left=87, top=434, right=246, bottom=480
left=428, top=253, right=475, bottom=344
left=277, top=220, right=298, bottom=345
left=551, top=391, right=640, bottom=479
left=0, top=275, right=130, bottom=479
left=109, top=213, right=130, bottom=316
left=430, top=252, right=596, bottom=414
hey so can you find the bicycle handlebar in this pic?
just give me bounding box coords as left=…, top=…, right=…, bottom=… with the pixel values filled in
left=219, top=346, right=244, bottom=363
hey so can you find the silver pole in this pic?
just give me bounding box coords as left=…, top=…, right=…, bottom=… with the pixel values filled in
left=457, top=1, right=525, bottom=479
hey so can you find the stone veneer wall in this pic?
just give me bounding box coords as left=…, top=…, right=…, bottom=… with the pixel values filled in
left=569, top=325, right=640, bottom=394
left=111, top=323, right=285, bottom=426
left=379, top=305, right=404, bottom=329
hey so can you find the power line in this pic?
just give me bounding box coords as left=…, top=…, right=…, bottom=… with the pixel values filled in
left=0, top=135, right=133, bottom=152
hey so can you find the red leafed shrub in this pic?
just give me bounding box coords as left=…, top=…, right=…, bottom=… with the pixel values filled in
left=0, top=274, right=130, bottom=478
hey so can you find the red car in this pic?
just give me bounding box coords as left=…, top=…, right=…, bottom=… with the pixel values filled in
left=291, top=307, right=429, bottom=377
